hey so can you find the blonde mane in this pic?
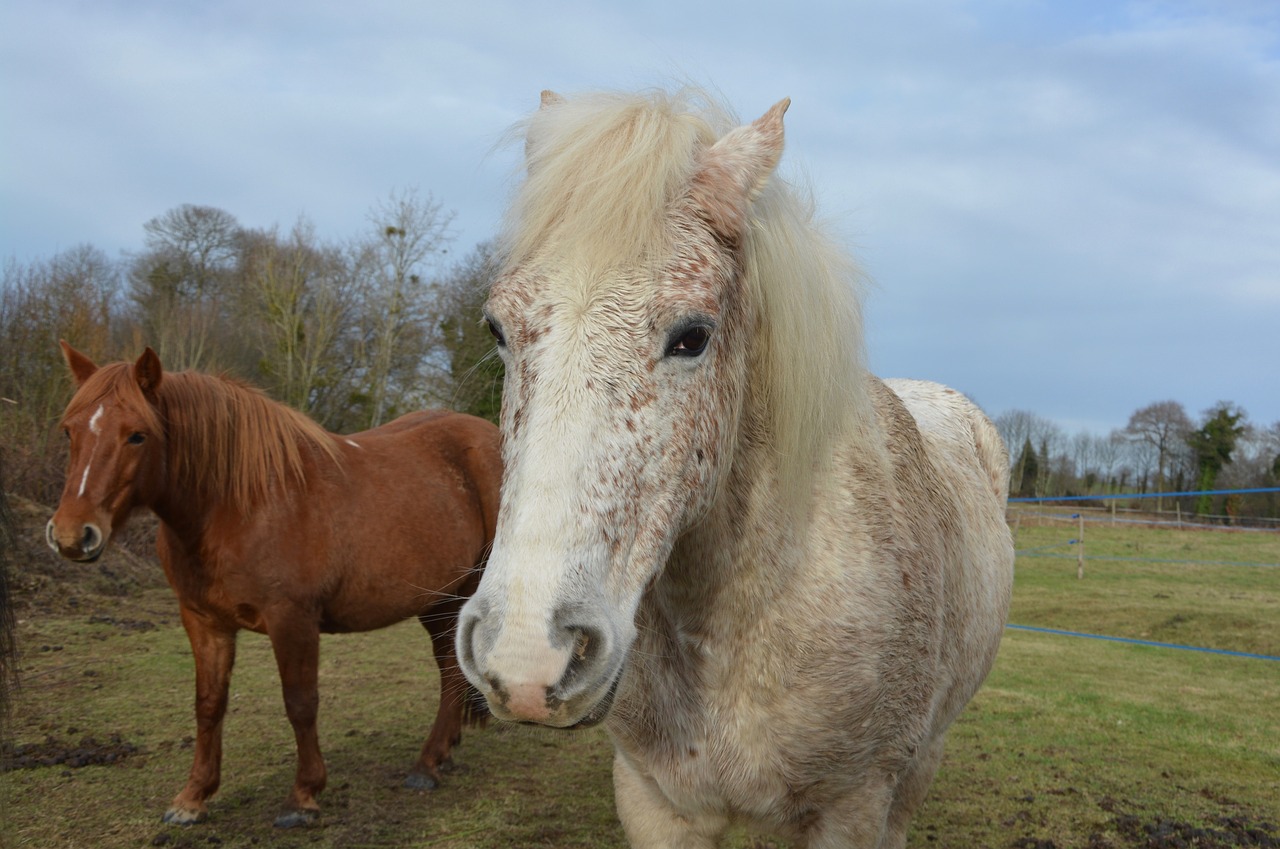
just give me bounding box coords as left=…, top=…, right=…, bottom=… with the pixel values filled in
left=70, top=364, right=339, bottom=511
left=500, top=86, right=870, bottom=489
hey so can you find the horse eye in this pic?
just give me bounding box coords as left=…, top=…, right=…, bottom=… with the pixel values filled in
left=486, top=317, right=506, bottom=347
left=667, top=325, right=712, bottom=358
left=127, top=432, right=146, bottom=445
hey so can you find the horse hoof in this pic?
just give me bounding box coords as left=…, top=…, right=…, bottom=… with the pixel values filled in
left=161, top=807, right=207, bottom=826
left=403, top=771, right=439, bottom=791
left=273, top=808, right=320, bottom=829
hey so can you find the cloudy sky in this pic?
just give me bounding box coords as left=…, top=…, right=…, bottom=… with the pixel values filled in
left=3, top=0, right=1278, bottom=436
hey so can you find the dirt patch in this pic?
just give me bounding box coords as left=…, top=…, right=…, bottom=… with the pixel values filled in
left=1009, top=799, right=1280, bottom=849
left=87, top=614, right=158, bottom=632
left=2, top=732, right=142, bottom=770
left=1110, top=813, right=1279, bottom=848
left=4, top=494, right=167, bottom=617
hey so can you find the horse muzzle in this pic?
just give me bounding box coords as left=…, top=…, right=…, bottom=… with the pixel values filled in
left=46, top=517, right=107, bottom=562
left=456, top=596, right=626, bottom=728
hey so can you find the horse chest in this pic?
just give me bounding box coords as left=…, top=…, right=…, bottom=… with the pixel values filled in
left=615, top=625, right=826, bottom=819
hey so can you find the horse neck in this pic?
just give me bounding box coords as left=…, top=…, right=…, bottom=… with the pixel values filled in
left=660, top=385, right=886, bottom=628
left=664, top=410, right=800, bottom=614
left=147, top=378, right=269, bottom=535
left=147, top=424, right=224, bottom=545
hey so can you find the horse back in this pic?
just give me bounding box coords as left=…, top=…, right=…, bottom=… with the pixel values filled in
left=264, top=410, right=502, bottom=632
left=876, top=377, right=1014, bottom=715
left=880, top=378, right=1010, bottom=505
left=347, top=410, right=503, bottom=550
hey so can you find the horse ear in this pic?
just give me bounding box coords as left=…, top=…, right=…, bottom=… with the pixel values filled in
left=60, top=339, right=99, bottom=386
left=690, top=97, right=790, bottom=241
left=134, top=347, right=163, bottom=399
left=526, top=90, right=568, bottom=168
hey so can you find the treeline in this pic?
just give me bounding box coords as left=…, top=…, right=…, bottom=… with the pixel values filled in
left=995, top=403, right=1280, bottom=522
left=4, top=198, right=1279, bottom=522
left=1, top=195, right=502, bottom=505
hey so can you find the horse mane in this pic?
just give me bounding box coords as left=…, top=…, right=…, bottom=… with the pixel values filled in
left=69, top=363, right=339, bottom=511
left=501, top=86, right=871, bottom=495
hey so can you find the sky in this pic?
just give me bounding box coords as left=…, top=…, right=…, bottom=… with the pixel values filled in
left=3, top=0, right=1278, bottom=436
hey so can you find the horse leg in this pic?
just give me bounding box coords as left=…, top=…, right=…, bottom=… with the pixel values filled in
left=613, top=752, right=727, bottom=849
left=881, top=735, right=946, bottom=849
left=404, top=605, right=473, bottom=790
left=265, top=613, right=326, bottom=828
left=164, top=609, right=236, bottom=825
left=802, top=775, right=895, bottom=849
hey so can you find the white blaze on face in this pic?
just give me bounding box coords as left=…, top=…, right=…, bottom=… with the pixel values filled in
left=77, top=404, right=104, bottom=497
left=482, top=385, right=617, bottom=690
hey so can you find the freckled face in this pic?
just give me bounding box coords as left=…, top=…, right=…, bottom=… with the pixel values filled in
left=456, top=214, right=747, bottom=727
left=486, top=226, right=743, bottom=605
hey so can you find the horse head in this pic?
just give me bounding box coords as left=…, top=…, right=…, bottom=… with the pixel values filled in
left=456, top=94, right=791, bottom=728
left=46, top=342, right=166, bottom=562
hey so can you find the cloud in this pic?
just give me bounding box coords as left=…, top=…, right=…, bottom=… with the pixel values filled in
left=2, top=0, right=1278, bottom=433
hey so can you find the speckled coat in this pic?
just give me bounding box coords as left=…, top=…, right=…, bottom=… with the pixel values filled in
left=457, top=88, right=1014, bottom=849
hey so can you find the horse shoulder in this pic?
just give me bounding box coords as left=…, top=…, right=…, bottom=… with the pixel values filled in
left=879, top=377, right=1008, bottom=504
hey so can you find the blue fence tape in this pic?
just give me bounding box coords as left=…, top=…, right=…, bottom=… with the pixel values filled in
left=1009, top=487, right=1280, bottom=504
left=1006, top=624, right=1280, bottom=662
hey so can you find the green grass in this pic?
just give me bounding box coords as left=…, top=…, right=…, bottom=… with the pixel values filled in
left=2, top=519, right=1277, bottom=848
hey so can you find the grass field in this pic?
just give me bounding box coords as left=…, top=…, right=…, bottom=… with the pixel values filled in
left=2, top=510, right=1277, bottom=848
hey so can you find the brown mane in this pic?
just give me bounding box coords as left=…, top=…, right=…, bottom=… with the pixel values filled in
left=68, top=363, right=339, bottom=512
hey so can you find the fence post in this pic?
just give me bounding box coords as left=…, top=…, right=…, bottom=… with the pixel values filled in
left=1076, top=512, right=1085, bottom=580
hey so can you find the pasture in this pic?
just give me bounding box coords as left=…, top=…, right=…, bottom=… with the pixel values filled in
left=2, top=500, right=1277, bottom=848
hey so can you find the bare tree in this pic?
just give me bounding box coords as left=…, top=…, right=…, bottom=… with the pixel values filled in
left=127, top=205, right=242, bottom=370
left=436, top=242, right=504, bottom=422
left=0, top=246, right=122, bottom=499
left=1124, top=400, right=1193, bottom=511
left=350, top=189, right=454, bottom=427
left=1095, top=430, right=1127, bottom=490
left=994, top=409, right=1061, bottom=496
left=238, top=220, right=356, bottom=418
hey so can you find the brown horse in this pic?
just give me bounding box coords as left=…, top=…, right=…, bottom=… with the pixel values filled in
left=46, top=342, right=502, bottom=828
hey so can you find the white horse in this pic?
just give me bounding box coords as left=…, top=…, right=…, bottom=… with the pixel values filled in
left=456, top=87, right=1014, bottom=849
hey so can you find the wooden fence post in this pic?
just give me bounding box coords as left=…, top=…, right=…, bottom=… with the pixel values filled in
left=1076, top=512, right=1085, bottom=580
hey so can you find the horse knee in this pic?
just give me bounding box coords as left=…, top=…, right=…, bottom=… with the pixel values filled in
left=281, top=689, right=320, bottom=726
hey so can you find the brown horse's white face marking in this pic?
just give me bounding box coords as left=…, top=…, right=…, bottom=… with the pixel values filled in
left=457, top=98, right=788, bottom=727
left=46, top=343, right=163, bottom=562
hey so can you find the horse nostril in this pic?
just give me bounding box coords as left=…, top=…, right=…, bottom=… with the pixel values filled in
left=81, top=524, right=103, bottom=553
left=455, top=598, right=493, bottom=685
left=561, top=624, right=606, bottom=687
